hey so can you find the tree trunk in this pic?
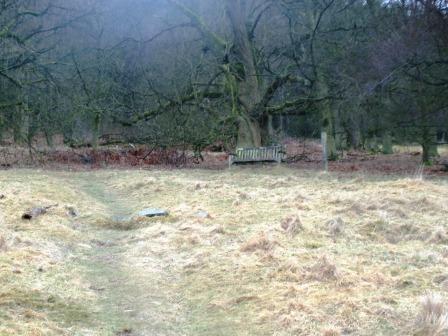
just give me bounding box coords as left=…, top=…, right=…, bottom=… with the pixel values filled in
left=317, top=80, right=337, bottom=160
left=321, top=131, right=328, bottom=171
left=170, top=0, right=278, bottom=149
left=421, top=129, right=439, bottom=165
left=259, top=114, right=274, bottom=146
left=237, top=115, right=262, bottom=148
left=325, top=122, right=337, bottom=160
left=13, top=105, right=24, bottom=144
left=347, top=112, right=362, bottom=149
left=26, top=108, right=39, bottom=150
left=419, top=99, right=438, bottom=165
left=227, top=0, right=263, bottom=148
left=267, top=115, right=274, bottom=139
left=45, top=130, right=54, bottom=148
left=92, top=111, right=101, bottom=148
left=280, top=115, right=286, bottom=138
left=382, top=132, right=393, bottom=154
left=417, top=83, right=439, bottom=165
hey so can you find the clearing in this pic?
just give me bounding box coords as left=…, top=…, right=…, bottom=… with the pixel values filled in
left=0, top=168, right=448, bottom=335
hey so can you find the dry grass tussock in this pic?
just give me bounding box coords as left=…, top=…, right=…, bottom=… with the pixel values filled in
left=307, top=256, right=340, bottom=281
left=281, top=215, right=303, bottom=237
left=0, top=168, right=448, bottom=335
left=415, top=293, right=448, bottom=335
left=240, top=232, right=274, bottom=252
left=327, top=217, right=345, bottom=237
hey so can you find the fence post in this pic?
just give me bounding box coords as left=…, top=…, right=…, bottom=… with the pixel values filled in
left=321, top=131, right=328, bottom=172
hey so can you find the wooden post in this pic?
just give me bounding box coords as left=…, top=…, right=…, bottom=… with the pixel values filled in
left=321, top=131, right=328, bottom=172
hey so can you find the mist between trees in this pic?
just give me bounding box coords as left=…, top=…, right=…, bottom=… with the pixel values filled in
left=0, top=0, right=447, bottom=164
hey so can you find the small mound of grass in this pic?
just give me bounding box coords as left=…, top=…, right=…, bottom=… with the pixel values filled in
left=240, top=232, right=274, bottom=252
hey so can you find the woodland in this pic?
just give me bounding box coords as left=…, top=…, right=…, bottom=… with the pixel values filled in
left=0, top=0, right=447, bottom=164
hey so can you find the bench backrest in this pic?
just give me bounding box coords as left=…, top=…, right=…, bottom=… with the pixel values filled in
left=230, top=145, right=284, bottom=165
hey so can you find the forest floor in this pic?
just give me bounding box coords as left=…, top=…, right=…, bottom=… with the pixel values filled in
left=0, top=141, right=447, bottom=176
left=1, top=168, right=448, bottom=335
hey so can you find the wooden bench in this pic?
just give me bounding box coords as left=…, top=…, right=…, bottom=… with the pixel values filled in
left=229, top=145, right=285, bottom=167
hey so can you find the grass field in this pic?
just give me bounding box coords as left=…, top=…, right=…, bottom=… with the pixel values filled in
left=1, top=167, right=448, bottom=335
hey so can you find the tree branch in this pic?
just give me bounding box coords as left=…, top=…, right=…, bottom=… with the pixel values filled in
left=121, top=90, right=224, bottom=126
left=166, top=0, right=227, bottom=54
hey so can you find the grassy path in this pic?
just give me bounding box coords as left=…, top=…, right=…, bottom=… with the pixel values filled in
left=69, top=174, right=186, bottom=336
